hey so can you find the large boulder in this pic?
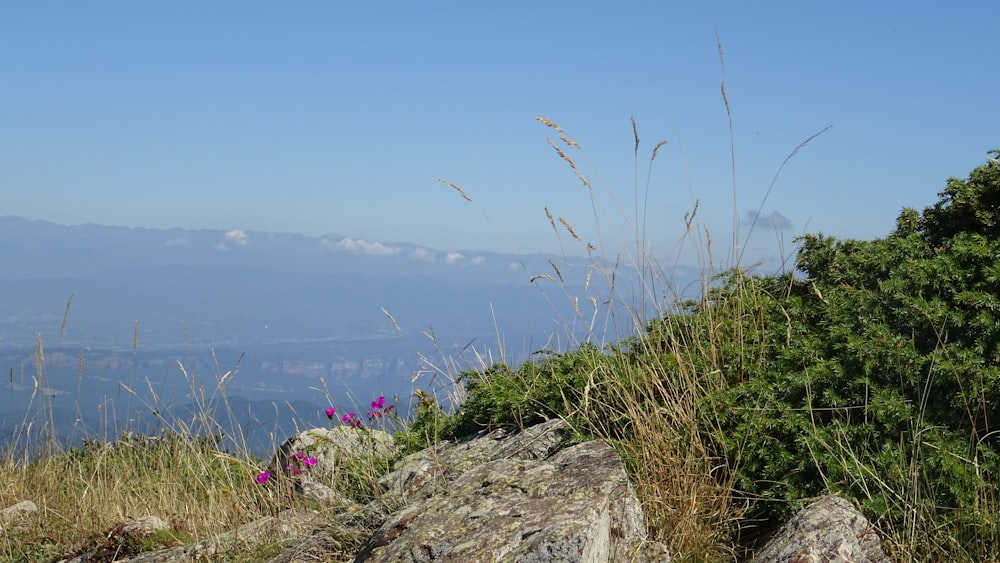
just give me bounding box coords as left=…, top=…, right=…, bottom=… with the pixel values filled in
left=353, top=418, right=671, bottom=562
left=752, top=495, right=887, bottom=562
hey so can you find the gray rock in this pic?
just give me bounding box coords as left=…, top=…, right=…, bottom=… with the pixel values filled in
left=122, top=515, right=169, bottom=536
left=380, top=418, right=573, bottom=503
left=0, top=499, right=38, bottom=520
left=355, top=423, right=669, bottom=562
left=0, top=500, right=38, bottom=534
left=273, top=426, right=396, bottom=506
left=298, top=479, right=353, bottom=506
left=752, top=495, right=887, bottom=563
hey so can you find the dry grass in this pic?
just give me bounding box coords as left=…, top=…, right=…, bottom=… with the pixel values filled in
left=437, top=113, right=754, bottom=558
left=586, top=352, right=740, bottom=559
left=0, top=443, right=298, bottom=562
left=0, top=348, right=304, bottom=562
left=0, top=350, right=403, bottom=562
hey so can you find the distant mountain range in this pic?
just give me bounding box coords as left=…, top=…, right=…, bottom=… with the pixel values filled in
left=0, top=215, right=701, bottom=349
left=0, top=214, right=566, bottom=284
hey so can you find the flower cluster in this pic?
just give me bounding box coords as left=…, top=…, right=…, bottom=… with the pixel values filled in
left=254, top=451, right=317, bottom=484
left=255, top=396, right=396, bottom=483
left=285, top=451, right=318, bottom=476
left=341, top=412, right=362, bottom=429
left=368, top=395, right=395, bottom=421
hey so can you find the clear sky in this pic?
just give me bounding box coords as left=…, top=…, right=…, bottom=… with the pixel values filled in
left=3, top=2, right=996, bottom=270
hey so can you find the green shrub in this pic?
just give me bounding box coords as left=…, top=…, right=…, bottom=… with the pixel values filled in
left=671, top=150, right=1000, bottom=556
left=451, top=343, right=609, bottom=436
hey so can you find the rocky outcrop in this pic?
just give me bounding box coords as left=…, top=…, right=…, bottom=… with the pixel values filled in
left=41, top=419, right=888, bottom=562
left=353, top=418, right=669, bottom=562
left=752, top=495, right=888, bottom=563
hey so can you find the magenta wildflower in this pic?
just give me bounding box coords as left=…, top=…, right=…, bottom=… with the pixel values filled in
left=255, top=471, right=271, bottom=484
left=341, top=412, right=362, bottom=429
left=367, top=395, right=396, bottom=422
left=325, top=407, right=336, bottom=420
left=283, top=451, right=318, bottom=476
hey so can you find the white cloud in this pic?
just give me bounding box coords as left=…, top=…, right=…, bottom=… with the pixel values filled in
left=411, top=247, right=436, bottom=262
left=470, top=256, right=485, bottom=266
left=225, top=229, right=249, bottom=246
left=164, top=237, right=189, bottom=247
left=444, top=252, right=465, bottom=265
left=325, top=237, right=400, bottom=257
left=508, top=261, right=522, bottom=272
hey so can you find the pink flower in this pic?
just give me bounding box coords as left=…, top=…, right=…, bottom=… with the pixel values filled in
left=303, top=456, right=317, bottom=466
left=325, top=407, right=336, bottom=420
left=341, top=412, right=362, bottom=429
left=286, top=464, right=302, bottom=476
left=367, top=395, right=395, bottom=422
left=255, top=471, right=270, bottom=484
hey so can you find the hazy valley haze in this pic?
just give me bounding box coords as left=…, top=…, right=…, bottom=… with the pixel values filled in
left=0, top=215, right=700, bottom=454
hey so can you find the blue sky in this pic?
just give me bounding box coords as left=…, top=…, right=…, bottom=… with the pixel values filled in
left=3, top=2, right=997, bottom=270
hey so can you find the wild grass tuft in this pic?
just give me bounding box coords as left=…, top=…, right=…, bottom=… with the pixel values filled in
left=0, top=428, right=288, bottom=561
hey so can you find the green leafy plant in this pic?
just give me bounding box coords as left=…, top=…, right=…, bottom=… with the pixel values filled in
left=393, top=389, right=462, bottom=454
left=677, top=150, right=1000, bottom=557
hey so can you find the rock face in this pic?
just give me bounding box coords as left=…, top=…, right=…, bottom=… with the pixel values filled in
left=752, top=495, right=888, bottom=563
left=354, top=418, right=668, bottom=562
